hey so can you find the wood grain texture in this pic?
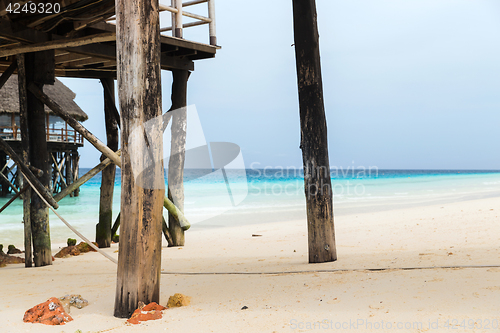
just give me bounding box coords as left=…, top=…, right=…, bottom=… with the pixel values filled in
left=0, top=33, right=116, bottom=58
left=114, top=0, right=165, bottom=318
left=96, top=78, right=119, bottom=248
left=17, top=54, right=33, bottom=267
left=292, top=0, right=337, bottom=264
left=168, top=69, right=190, bottom=246
left=26, top=52, right=52, bottom=267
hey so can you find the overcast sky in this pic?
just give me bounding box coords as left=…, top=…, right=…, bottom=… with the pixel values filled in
left=60, top=0, right=500, bottom=170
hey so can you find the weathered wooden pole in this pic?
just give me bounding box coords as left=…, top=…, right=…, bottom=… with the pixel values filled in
left=65, top=151, right=73, bottom=196
left=168, top=69, right=190, bottom=247
left=26, top=50, right=55, bottom=266
left=96, top=78, right=119, bottom=248
left=292, top=0, right=337, bottom=263
left=17, top=53, right=33, bottom=267
left=114, top=0, right=164, bottom=318
left=72, top=152, right=80, bottom=197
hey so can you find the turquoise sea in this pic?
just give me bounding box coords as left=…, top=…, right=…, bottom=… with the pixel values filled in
left=1, top=169, right=500, bottom=246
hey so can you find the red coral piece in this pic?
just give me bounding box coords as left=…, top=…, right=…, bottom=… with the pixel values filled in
left=142, top=302, right=166, bottom=312
left=127, top=302, right=166, bottom=325
left=23, top=297, right=73, bottom=325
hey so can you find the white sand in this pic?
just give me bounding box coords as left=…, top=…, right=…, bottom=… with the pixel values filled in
left=1, top=197, right=499, bottom=332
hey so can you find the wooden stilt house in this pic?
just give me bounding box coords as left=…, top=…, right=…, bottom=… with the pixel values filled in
left=0, top=75, right=87, bottom=197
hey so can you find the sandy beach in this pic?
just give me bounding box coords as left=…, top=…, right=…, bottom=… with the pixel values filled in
left=0, top=196, right=499, bottom=332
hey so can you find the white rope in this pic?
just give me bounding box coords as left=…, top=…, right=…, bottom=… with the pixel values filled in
left=22, top=172, right=118, bottom=264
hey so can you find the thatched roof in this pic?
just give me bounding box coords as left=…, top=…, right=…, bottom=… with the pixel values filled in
left=0, top=75, right=88, bottom=122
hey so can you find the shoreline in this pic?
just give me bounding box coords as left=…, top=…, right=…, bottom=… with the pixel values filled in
left=1, top=170, right=500, bottom=248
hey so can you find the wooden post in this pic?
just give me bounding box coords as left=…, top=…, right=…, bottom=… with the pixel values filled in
left=18, top=76, right=32, bottom=258
left=26, top=50, right=54, bottom=267
left=292, top=0, right=337, bottom=264
left=167, top=69, right=190, bottom=247
left=96, top=78, right=119, bottom=248
left=114, top=0, right=164, bottom=318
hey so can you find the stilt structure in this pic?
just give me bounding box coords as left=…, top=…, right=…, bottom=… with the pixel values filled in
left=0, top=0, right=218, bottom=315
left=292, top=0, right=337, bottom=263
left=0, top=76, right=87, bottom=198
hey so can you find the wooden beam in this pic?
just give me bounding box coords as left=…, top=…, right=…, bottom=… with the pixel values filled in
left=67, top=41, right=193, bottom=71
left=65, top=57, right=111, bottom=68
left=26, top=51, right=54, bottom=267
left=55, top=54, right=92, bottom=65
left=160, top=54, right=194, bottom=71
left=114, top=0, right=164, bottom=318
left=0, top=61, right=17, bottom=90
left=65, top=43, right=117, bottom=60
left=54, top=69, right=117, bottom=79
left=292, top=0, right=337, bottom=264
left=0, top=32, right=116, bottom=58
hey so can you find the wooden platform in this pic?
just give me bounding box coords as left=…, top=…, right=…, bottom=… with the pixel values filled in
left=4, top=139, right=82, bottom=152
left=0, top=1, right=219, bottom=79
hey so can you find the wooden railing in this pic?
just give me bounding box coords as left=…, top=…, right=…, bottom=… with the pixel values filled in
left=106, top=0, right=217, bottom=46
left=0, top=125, right=83, bottom=144
left=161, top=0, right=216, bottom=46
